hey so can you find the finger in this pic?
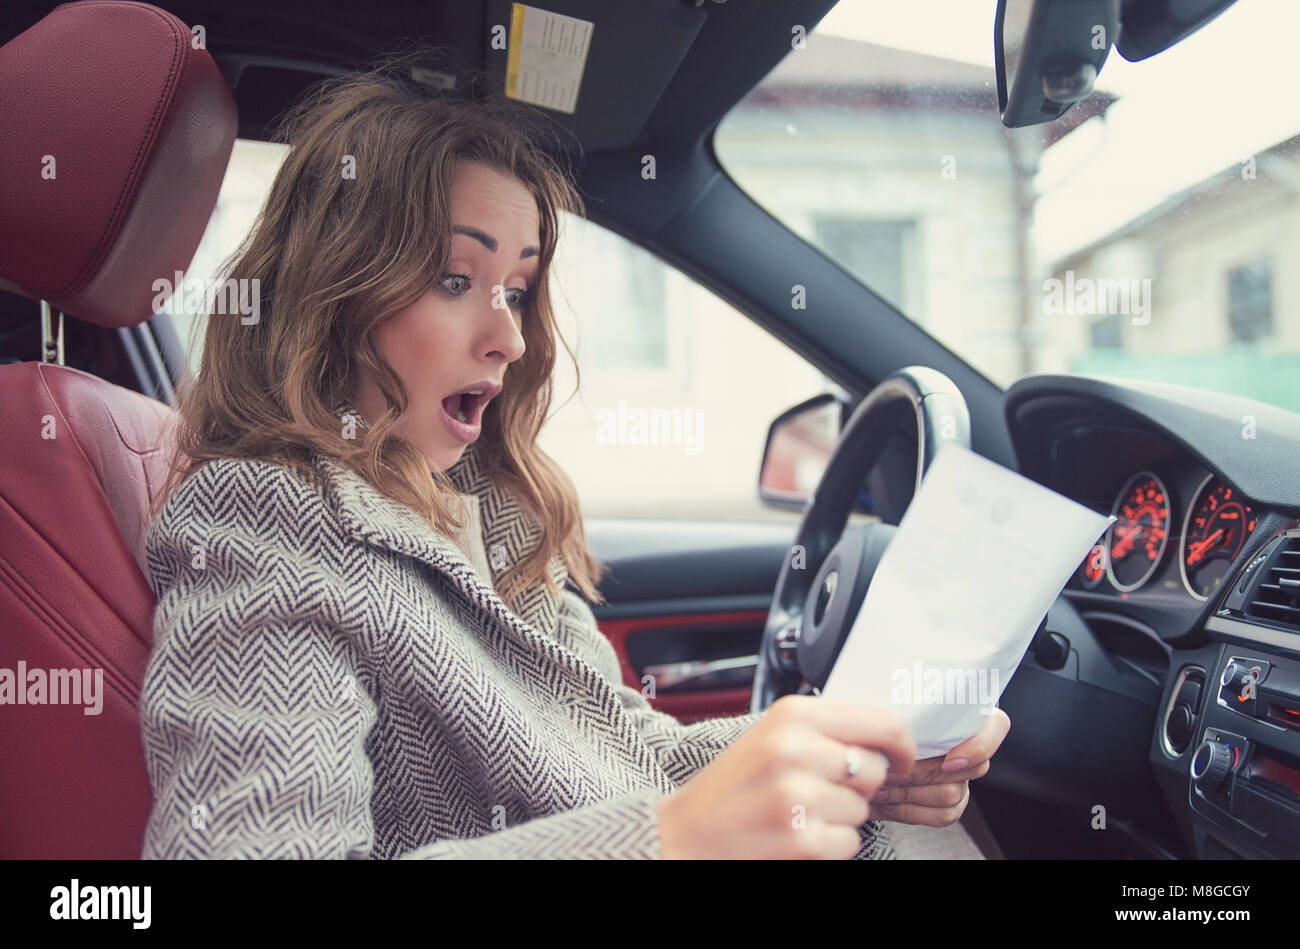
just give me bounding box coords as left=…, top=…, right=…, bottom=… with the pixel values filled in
left=901, top=756, right=990, bottom=786
left=790, top=823, right=864, bottom=860
left=761, top=730, right=881, bottom=829
left=837, top=743, right=889, bottom=798
left=935, top=759, right=990, bottom=784
left=755, top=819, right=863, bottom=860
left=871, top=780, right=968, bottom=809
left=820, top=824, right=866, bottom=860
left=792, top=730, right=891, bottom=799
left=940, top=708, right=1010, bottom=773
left=808, top=779, right=873, bottom=828
left=805, top=699, right=917, bottom=777
left=774, top=779, right=871, bottom=831
left=870, top=784, right=971, bottom=827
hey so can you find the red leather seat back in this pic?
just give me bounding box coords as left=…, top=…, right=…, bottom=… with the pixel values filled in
left=0, top=1, right=236, bottom=858
left=0, top=363, right=177, bottom=858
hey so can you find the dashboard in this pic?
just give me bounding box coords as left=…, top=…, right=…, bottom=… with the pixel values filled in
left=1002, top=373, right=1300, bottom=859
left=1048, top=424, right=1259, bottom=604
left=1005, top=376, right=1300, bottom=641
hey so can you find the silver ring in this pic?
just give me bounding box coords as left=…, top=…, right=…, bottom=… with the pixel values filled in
left=844, top=748, right=862, bottom=779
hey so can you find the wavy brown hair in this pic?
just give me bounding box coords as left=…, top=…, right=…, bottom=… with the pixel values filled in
left=156, top=56, right=607, bottom=609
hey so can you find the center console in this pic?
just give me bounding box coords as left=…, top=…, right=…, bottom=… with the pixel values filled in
left=1178, top=528, right=1300, bottom=858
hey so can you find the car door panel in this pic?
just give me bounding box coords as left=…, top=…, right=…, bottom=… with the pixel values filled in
left=597, top=611, right=766, bottom=723
left=586, top=518, right=793, bottom=722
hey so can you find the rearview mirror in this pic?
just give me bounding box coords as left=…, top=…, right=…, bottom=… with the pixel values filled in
left=995, top=0, right=1119, bottom=128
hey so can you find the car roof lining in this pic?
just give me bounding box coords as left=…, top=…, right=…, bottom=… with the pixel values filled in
left=5, top=1, right=838, bottom=153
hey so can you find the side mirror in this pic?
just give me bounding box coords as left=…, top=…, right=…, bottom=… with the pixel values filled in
left=758, top=393, right=842, bottom=512
left=995, top=0, right=1119, bottom=128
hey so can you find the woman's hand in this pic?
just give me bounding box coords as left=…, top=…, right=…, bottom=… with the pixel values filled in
left=866, top=708, right=1011, bottom=827
left=656, top=695, right=917, bottom=859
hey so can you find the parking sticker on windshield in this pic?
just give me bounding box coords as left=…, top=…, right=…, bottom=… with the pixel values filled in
left=505, top=3, right=594, bottom=114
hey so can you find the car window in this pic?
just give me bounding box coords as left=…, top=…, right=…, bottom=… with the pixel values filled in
left=541, top=214, right=828, bottom=520
left=714, top=0, right=1300, bottom=412
left=172, top=139, right=828, bottom=521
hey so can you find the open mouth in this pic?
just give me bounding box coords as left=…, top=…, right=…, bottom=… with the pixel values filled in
left=441, top=389, right=491, bottom=426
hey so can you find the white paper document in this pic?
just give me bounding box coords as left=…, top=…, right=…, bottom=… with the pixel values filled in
left=822, top=445, right=1115, bottom=758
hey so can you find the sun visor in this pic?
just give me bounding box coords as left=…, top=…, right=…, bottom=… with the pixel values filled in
left=485, top=0, right=706, bottom=151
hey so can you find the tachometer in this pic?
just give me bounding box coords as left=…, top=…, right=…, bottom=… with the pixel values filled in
left=1179, top=475, right=1257, bottom=600
left=1105, top=471, right=1171, bottom=592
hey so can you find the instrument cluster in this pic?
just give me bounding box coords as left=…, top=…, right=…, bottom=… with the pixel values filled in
left=1075, top=470, right=1258, bottom=601
left=1049, top=423, right=1261, bottom=603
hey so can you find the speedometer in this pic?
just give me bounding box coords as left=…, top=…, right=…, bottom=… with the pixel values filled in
left=1105, top=471, right=1171, bottom=592
left=1179, top=475, right=1257, bottom=601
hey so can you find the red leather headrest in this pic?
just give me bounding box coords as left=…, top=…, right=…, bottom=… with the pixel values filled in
left=0, top=1, right=237, bottom=329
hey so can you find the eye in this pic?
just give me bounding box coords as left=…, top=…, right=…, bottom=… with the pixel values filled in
left=439, top=273, right=471, bottom=296
left=504, top=286, right=534, bottom=311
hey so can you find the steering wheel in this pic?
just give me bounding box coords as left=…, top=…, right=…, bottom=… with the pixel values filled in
left=750, top=366, right=972, bottom=714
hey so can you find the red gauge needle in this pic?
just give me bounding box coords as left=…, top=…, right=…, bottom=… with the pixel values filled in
left=1186, top=528, right=1225, bottom=566
left=1113, top=523, right=1143, bottom=558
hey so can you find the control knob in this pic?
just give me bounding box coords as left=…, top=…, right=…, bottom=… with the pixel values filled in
left=1190, top=739, right=1232, bottom=789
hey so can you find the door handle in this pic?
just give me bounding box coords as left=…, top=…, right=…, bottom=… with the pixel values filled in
left=642, top=655, right=758, bottom=693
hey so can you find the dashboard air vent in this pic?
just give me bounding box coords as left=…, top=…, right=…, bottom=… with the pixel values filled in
left=1245, top=537, right=1300, bottom=629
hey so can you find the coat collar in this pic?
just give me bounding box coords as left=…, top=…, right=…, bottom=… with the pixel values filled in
left=313, top=410, right=569, bottom=647
left=313, top=409, right=655, bottom=760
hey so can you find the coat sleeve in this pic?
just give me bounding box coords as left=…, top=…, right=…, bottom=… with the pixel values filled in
left=141, top=459, right=669, bottom=860
left=553, top=587, right=897, bottom=860
left=140, top=459, right=382, bottom=859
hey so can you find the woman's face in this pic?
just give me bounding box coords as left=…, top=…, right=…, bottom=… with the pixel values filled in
left=353, top=160, right=539, bottom=472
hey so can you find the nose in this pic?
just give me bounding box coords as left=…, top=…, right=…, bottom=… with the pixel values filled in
left=481, top=288, right=526, bottom=364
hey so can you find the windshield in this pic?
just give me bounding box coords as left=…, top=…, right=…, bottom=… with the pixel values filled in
left=715, top=0, right=1300, bottom=412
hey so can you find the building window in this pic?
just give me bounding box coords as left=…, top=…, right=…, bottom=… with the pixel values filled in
left=813, top=217, right=916, bottom=314
left=1227, top=258, right=1273, bottom=344
left=1089, top=313, right=1124, bottom=349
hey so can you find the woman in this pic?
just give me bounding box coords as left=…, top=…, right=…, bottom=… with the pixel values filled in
left=141, top=61, right=1009, bottom=859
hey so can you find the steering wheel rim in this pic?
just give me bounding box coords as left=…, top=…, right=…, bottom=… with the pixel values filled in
left=749, top=366, right=972, bottom=714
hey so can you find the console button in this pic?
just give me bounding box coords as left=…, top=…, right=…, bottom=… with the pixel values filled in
left=1220, top=658, right=1270, bottom=718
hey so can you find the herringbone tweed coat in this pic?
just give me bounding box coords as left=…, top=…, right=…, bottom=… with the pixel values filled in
left=139, top=437, right=897, bottom=859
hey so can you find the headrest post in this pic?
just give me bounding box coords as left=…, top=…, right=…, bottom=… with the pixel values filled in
left=40, top=300, right=65, bottom=366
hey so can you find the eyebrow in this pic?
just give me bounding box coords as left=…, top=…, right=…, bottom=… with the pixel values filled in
left=453, top=225, right=539, bottom=259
